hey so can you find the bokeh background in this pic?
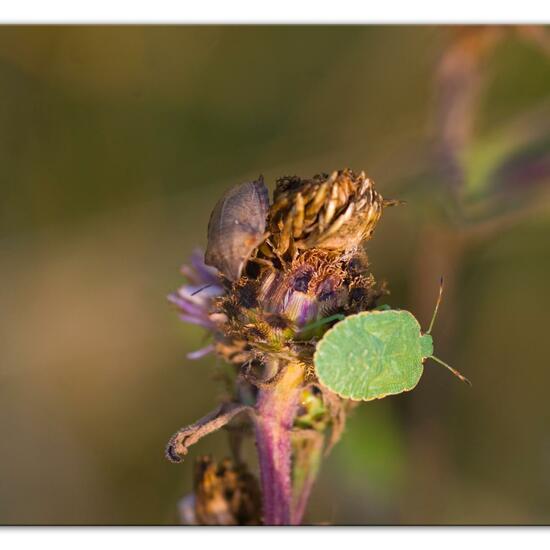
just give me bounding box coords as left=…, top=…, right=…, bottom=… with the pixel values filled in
left=1, top=25, right=550, bottom=525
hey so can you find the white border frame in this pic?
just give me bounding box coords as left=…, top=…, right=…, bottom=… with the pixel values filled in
left=0, top=1, right=549, bottom=24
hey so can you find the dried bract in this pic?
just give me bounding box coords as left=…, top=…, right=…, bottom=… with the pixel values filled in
left=192, top=456, right=262, bottom=526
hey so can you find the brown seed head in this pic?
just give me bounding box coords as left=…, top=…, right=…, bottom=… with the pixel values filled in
left=193, top=456, right=262, bottom=525
left=268, top=169, right=394, bottom=257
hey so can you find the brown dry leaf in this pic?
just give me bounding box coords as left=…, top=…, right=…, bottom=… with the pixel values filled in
left=166, top=403, right=254, bottom=463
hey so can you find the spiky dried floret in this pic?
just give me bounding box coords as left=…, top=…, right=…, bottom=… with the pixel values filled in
left=267, top=169, right=394, bottom=258
left=214, top=337, right=251, bottom=366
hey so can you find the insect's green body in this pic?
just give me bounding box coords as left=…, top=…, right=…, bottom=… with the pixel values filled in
left=313, top=279, right=470, bottom=402
left=314, top=310, right=445, bottom=401
left=315, top=310, right=434, bottom=401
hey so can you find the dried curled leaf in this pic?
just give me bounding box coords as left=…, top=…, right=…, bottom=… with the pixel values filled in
left=166, top=403, right=254, bottom=463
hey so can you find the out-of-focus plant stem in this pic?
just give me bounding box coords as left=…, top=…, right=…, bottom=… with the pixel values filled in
left=291, top=431, right=324, bottom=525
left=254, top=362, right=304, bottom=525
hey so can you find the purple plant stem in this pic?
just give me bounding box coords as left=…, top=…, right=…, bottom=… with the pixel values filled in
left=254, top=363, right=303, bottom=526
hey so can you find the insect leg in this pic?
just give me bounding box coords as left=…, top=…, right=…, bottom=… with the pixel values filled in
left=429, top=355, right=472, bottom=386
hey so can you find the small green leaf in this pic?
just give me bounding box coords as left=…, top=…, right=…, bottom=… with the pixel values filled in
left=313, top=310, right=427, bottom=401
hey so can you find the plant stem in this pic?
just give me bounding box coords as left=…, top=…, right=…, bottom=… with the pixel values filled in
left=291, top=431, right=324, bottom=525
left=254, top=362, right=303, bottom=525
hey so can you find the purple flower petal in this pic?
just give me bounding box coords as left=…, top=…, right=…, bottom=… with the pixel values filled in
left=178, top=314, right=215, bottom=330
left=171, top=249, right=226, bottom=335
left=186, top=344, right=215, bottom=360
left=189, top=249, right=220, bottom=285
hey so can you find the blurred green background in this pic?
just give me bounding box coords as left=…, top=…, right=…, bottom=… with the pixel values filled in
left=1, top=25, right=550, bottom=525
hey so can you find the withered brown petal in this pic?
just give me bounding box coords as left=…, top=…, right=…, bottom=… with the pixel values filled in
left=205, top=177, right=269, bottom=281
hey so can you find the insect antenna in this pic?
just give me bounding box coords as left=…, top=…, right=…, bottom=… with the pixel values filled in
left=428, top=355, right=472, bottom=386
left=191, top=283, right=213, bottom=296
left=426, top=276, right=444, bottom=335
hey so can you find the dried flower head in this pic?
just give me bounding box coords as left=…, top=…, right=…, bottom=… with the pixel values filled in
left=208, top=170, right=395, bottom=374
left=179, top=456, right=262, bottom=526
left=268, top=169, right=393, bottom=256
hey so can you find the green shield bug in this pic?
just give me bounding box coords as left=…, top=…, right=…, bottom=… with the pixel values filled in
left=313, top=279, right=470, bottom=401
